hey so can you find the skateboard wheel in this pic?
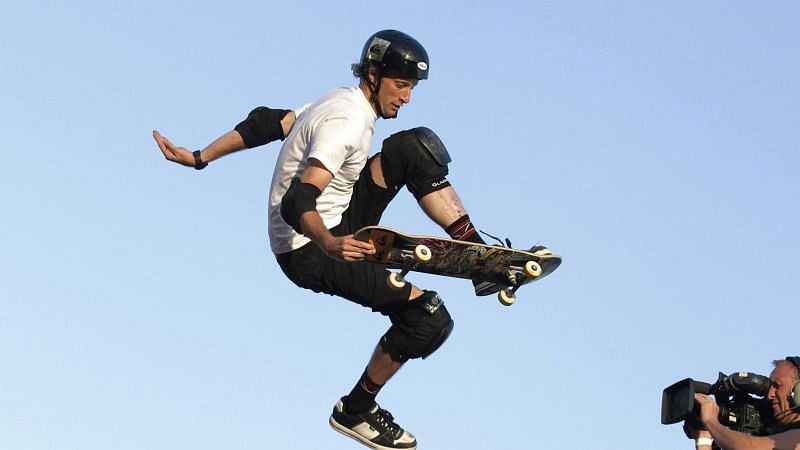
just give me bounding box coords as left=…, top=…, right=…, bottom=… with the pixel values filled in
left=387, top=272, right=406, bottom=290
left=413, top=244, right=432, bottom=263
left=524, top=261, right=542, bottom=277
left=498, top=289, right=516, bottom=306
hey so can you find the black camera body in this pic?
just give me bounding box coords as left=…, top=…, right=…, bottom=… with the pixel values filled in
left=661, top=371, right=773, bottom=435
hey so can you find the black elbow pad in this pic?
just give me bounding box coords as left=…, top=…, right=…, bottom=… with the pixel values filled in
left=280, top=178, right=322, bottom=234
left=234, top=107, right=291, bottom=148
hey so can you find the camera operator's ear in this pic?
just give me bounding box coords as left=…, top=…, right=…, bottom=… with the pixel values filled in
left=791, top=381, right=800, bottom=408
left=785, top=356, right=800, bottom=408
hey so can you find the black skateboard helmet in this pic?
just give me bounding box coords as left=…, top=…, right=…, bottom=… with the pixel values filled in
left=358, top=30, right=429, bottom=81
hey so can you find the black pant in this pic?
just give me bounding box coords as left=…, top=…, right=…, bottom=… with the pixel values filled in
left=275, top=155, right=413, bottom=314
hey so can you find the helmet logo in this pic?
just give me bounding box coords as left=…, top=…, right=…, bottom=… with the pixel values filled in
left=417, top=62, right=428, bottom=71
left=367, top=37, right=390, bottom=62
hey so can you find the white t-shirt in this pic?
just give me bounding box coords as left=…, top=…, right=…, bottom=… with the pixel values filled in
left=268, top=87, right=377, bottom=254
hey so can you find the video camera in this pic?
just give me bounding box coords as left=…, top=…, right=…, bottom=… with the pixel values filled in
left=661, top=371, right=773, bottom=435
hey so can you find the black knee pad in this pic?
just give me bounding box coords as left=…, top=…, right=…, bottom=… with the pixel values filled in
left=380, top=290, right=455, bottom=362
left=380, top=127, right=453, bottom=200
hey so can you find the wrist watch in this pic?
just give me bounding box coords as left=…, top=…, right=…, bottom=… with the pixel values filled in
left=193, top=150, right=208, bottom=170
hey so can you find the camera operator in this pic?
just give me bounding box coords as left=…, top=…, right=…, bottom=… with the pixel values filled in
left=687, top=357, right=800, bottom=450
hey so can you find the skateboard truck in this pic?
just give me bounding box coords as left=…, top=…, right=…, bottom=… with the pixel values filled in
left=497, top=261, right=543, bottom=306
left=386, top=244, right=432, bottom=290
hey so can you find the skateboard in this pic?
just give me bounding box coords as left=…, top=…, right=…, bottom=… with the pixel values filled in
left=353, top=225, right=562, bottom=306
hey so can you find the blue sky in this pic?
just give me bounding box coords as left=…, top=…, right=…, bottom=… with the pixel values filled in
left=2, top=1, right=798, bottom=449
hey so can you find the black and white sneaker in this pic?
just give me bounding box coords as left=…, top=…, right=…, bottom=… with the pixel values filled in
left=473, top=245, right=553, bottom=296
left=329, top=398, right=417, bottom=450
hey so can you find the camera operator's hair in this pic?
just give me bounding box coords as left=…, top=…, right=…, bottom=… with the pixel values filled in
left=773, top=359, right=800, bottom=381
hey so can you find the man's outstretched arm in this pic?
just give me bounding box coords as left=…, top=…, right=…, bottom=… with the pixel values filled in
left=153, top=107, right=297, bottom=169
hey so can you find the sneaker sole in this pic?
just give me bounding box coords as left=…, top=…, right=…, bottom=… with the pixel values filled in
left=329, top=416, right=417, bottom=450
left=474, top=282, right=503, bottom=296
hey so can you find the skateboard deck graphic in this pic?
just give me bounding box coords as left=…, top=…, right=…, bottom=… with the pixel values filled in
left=353, top=226, right=562, bottom=305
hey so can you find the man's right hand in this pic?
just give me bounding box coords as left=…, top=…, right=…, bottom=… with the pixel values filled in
left=322, top=235, right=376, bottom=262
left=153, top=130, right=195, bottom=167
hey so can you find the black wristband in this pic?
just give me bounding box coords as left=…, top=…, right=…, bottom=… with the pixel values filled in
left=193, top=150, right=208, bottom=170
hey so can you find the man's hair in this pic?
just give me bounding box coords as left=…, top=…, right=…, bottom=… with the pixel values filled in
left=351, top=62, right=374, bottom=80
left=773, top=359, right=800, bottom=381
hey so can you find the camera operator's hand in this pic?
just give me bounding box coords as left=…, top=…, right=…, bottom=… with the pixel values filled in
left=695, top=394, right=722, bottom=427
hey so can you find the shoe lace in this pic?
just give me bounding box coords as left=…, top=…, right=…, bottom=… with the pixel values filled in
left=374, top=408, right=401, bottom=436
left=479, top=230, right=512, bottom=248
left=480, top=230, right=546, bottom=254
